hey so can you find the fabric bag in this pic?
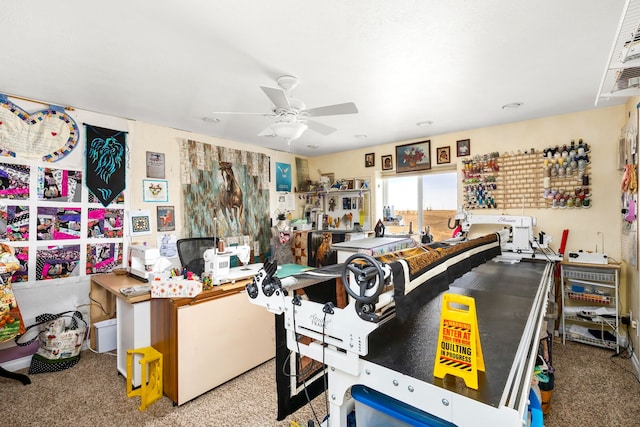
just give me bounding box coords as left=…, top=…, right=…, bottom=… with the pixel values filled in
left=15, top=310, right=87, bottom=374
left=0, top=242, right=25, bottom=343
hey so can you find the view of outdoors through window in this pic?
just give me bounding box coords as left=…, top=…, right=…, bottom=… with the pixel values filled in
left=383, top=172, right=458, bottom=242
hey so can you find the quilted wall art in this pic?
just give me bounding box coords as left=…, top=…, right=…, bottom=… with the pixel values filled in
left=0, top=94, right=79, bottom=162
left=85, top=124, right=127, bottom=207
left=179, top=139, right=271, bottom=256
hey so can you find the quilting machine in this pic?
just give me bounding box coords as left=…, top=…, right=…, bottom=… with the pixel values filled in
left=247, top=234, right=554, bottom=426
left=451, top=209, right=561, bottom=261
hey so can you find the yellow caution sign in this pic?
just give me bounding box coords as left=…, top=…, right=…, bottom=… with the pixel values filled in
left=433, top=293, right=484, bottom=389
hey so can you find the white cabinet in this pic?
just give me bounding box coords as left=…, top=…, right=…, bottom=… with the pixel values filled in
left=116, top=299, right=150, bottom=387
left=560, top=261, right=620, bottom=351
left=151, top=284, right=275, bottom=405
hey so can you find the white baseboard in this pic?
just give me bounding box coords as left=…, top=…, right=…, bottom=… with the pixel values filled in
left=0, top=354, right=31, bottom=371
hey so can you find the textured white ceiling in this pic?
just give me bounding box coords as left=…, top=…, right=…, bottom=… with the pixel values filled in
left=0, top=1, right=629, bottom=156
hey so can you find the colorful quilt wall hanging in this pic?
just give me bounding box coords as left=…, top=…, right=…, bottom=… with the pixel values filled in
left=0, top=94, right=79, bottom=162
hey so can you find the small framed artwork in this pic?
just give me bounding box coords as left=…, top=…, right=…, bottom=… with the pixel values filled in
left=129, top=210, right=152, bottom=236
left=396, top=140, right=431, bottom=173
left=142, top=179, right=168, bottom=202
left=436, top=146, right=451, bottom=164
left=457, top=139, right=471, bottom=157
left=365, top=153, right=375, bottom=167
left=381, top=155, right=393, bottom=171
left=157, top=206, right=175, bottom=232
left=146, top=151, right=166, bottom=178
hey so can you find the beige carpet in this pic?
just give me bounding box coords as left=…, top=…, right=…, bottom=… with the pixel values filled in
left=2, top=338, right=639, bottom=426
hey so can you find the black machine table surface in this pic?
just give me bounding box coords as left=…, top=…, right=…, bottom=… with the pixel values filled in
left=364, top=259, right=548, bottom=408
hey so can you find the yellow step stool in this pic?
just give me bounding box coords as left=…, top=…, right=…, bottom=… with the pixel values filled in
left=126, top=346, right=163, bottom=411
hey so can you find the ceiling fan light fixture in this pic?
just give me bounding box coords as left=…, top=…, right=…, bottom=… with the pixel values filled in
left=270, top=121, right=308, bottom=140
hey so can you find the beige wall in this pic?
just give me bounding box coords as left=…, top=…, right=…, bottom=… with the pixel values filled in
left=127, top=121, right=299, bottom=246
left=311, top=105, right=625, bottom=260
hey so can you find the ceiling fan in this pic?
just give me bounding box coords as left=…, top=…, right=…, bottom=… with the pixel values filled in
left=212, top=75, right=358, bottom=141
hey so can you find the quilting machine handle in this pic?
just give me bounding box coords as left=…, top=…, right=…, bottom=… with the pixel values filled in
left=341, top=254, right=394, bottom=322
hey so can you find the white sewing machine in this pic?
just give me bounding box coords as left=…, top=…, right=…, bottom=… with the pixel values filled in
left=203, top=245, right=252, bottom=284
left=453, top=209, right=559, bottom=261
left=129, top=245, right=160, bottom=281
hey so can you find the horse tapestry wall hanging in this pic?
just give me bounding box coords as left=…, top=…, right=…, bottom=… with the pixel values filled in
left=219, top=161, right=243, bottom=231
left=179, top=140, right=270, bottom=255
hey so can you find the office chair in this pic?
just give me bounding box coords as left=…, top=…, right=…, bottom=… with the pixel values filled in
left=176, top=237, right=218, bottom=276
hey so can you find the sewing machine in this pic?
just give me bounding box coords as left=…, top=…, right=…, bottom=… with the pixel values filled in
left=129, top=245, right=160, bottom=281
left=247, top=234, right=553, bottom=426
left=452, top=209, right=559, bottom=261
left=203, top=245, right=252, bottom=284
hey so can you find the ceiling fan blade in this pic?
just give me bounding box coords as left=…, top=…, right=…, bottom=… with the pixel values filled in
left=306, top=119, right=337, bottom=135
left=257, top=127, right=276, bottom=137
left=305, top=102, right=358, bottom=117
left=209, top=111, right=275, bottom=116
left=260, top=86, right=291, bottom=110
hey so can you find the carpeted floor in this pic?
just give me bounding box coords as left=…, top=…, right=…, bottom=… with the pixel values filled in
left=2, top=338, right=639, bottom=426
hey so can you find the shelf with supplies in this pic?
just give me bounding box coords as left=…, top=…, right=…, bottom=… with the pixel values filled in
left=324, top=188, right=371, bottom=231
left=560, top=261, right=621, bottom=352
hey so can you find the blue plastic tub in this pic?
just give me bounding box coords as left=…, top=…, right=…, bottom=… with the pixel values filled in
left=351, top=385, right=456, bottom=427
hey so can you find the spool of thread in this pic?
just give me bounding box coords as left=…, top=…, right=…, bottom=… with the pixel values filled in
left=218, top=240, right=225, bottom=252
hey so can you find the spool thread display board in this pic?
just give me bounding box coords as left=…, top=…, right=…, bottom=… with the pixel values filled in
left=462, top=151, right=592, bottom=210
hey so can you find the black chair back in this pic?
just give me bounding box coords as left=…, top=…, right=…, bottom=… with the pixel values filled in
left=176, top=237, right=218, bottom=276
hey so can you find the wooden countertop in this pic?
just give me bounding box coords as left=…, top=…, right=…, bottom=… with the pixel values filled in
left=91, top=273, right=254, bottom=305
left=90, top=273, right=152, bottom=303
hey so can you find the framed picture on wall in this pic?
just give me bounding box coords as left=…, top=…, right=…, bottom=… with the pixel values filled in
left=129, top=210, right=152, bottom=236
left=146, top=151, right=166, bottom=178
left=365, top=153, right=375, bottom=167
left=157, top=206, right=175, bottom=232
left=142, top=179, right=168, bottom=202
left=381, top=155, right=393, bottom=170
left=395, top=140, right=431, bottom=173
left=436, top=146, right=450, bottom=164
left=457, top=139, right=471, bottom=157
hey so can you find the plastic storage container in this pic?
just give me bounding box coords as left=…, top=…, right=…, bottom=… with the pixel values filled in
left=351, top=385, right=455, bottom=427
left=94, top=318, right=117, bottom=353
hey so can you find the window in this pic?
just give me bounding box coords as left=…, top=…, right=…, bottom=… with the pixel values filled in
left=382, top=171, right=457, bottom=241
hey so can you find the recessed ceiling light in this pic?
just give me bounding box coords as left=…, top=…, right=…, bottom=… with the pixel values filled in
left=416, top=121, right=433, bottom=127
left=354, top=134, right=368, bottom=139
left=307, top=144, right=320, bottom=149
left=501, top=102, right=523, bottom=110
left=202, top=116, right=221, bottom=124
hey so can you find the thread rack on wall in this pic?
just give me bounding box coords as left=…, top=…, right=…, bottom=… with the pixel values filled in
left=461, top=142, right=593, bottom=210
